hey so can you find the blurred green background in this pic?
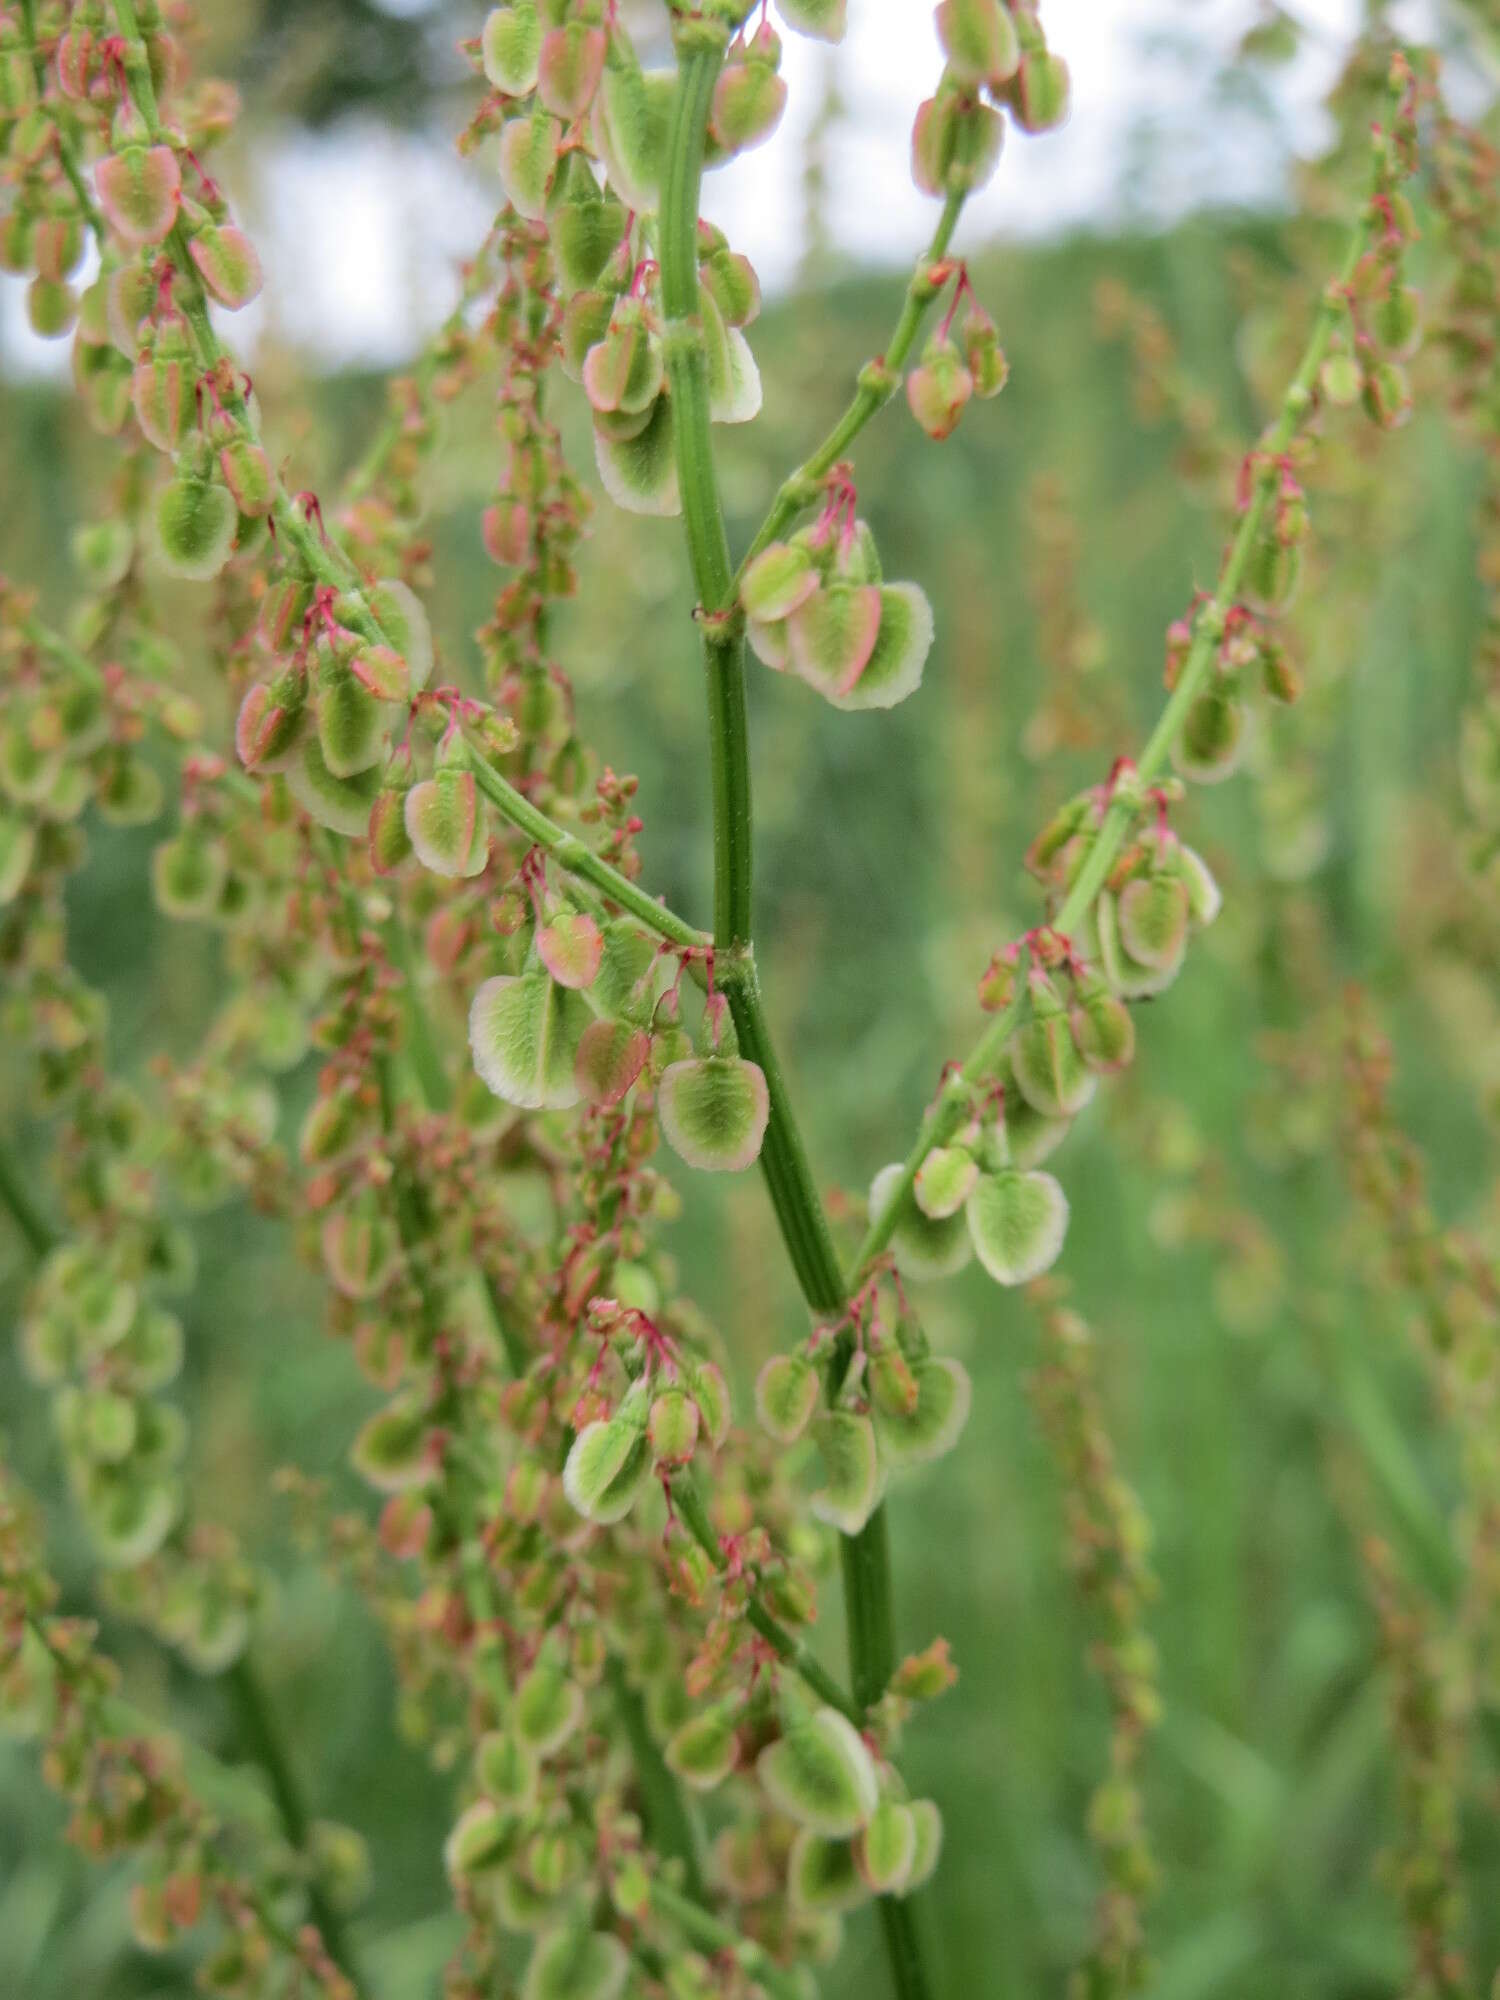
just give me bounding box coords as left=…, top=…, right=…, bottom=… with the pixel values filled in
left=4, top=5, right=1500, bottom=1997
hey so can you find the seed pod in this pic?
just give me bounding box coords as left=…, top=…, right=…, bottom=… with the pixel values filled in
left=936, top=0, right=1020, bottom=87
left=33, top=213, right=83, bottom=284
left=499, top=108, right=560, bottom=222
left=1361, top=358, right=1411, bottom=430
left=522, top=1929, right=628, bottom=2000
left=787, top=1830, right=868, bottom=1915
left=1010, top=977, right=1098, bottom=1117
left=367, top=777, right=415, bottom=875
left=776, top=0, right=847, bottom=39
left=218, top=435, right=273, bottom=516
left=404, top=769, right=485, bottom=876
left=513, top=1646, right=584, bottom=1754
left=563, top=1407, right=652, bottom=1524
left=188, top=224, right=263, bottom=309
left=235, top=673, right=306, bottom=772
left=757, top=1708, right=880, bottom=1837
left=1117, top=872, right=1190, bottom=971
left=591, top=59, right=676, bottom=214
left=963, top=302, right=1010, bottom=397
left=741, top=540, right=819, bottom=624
left=809, top=1409, right=883, bottom=1535
left=536, top=910, right=603, bottom=990
left=351, top=1395, right=433, bottom=1494
left=132, top=321, right=197, bottom=452
left=26, top=277, right=76, bottom=338
left=573, top=1018, right=648, bottom=1106
left=857, top=1798, right=919, bottom=1895
left=666, top=1704, right=739, bottom=1792
left=907, top=332, right=974, bottom=440
left=1009, top=49, right=1071, bottom=131
left=709, top=27, right=787, bottom=157
left=868, top=1162, right=972, bottom=1280
left=873, top=1357, right=972, bottom=1470
left=594, top=393, right=680, bottom=516
left=537, top=22, right=606, bottom=120
left=317, top=659, right=386, bottom=780
left=97, top=145, right=181, bottom=247
left=913, top=1144, right=978, bottom=1219
left=155, top=471, right=237, bottom=581
left=470, top=968, right=591, bottom=1109
left=481, top=2, right=542, bottom=96
left=755, top=1352, right=820, bottom=1443
left=700, top=244, right=761, bottom=327
left=443, top=1800, right=509, bottom=1882
left=658, top=1056, right=770, bottom=1172
left=1069, top=975, right=1135, bottom=1075
left=550, top=178, right=628, bottom=296
left=1173, top=685, right=1245, bottom=784
left=648, top=1388, right=699, bottom=1468
left=965, top=1167, right=1069, bottom=1285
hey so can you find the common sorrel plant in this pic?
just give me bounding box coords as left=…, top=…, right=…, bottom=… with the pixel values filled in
left=1, top=3, right=1495, bottom=1997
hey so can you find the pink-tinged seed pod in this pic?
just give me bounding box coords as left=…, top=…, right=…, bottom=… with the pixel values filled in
left=368, top=781, right=415, bottom=876
left=106, top=260, right=155, bottom=356
left=962, top=302, right=1009, bottom=398
left=96, top=145, right=181, bottom=248
left=218, top=437, right=273, bottom=516
left=55, top=26, right=95, bottom=99
left=709, top=42, right=787, bottom=157
left=536, top=22, right=606, bottom=121
left=483, top=500, right=532, bottom=565
left=33, top=215, right=84, bottom=284
left=911, top=92, right=958, bottom=198
left=131, top=324, right=197, bottom=452
left=188, top=224, right=263, bottom=309
left=906, top=335, right=974, bottom=441
left=0, top=210, right=32, bottom=275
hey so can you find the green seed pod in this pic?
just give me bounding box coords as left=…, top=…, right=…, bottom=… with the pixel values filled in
left=776, top=0, right=847, bottom=40
left=151, top=832, right=227, bottom=919
left=868, top=1162, right=973, bottom=1280
left=1117, top=871, right=1190, bottom=971
left=757, top=1707, right=880, bottom=1837
left=1009, top=49, right=1071, bottom=131
left=499, top=108, right=560, bottom=222
left=513, top=1645, right=585, bottom=1755
left=522, top=1929, right=628, bottom=2000
left=914, top=1143, right=978, bottom=1219
left=591, top=59, right=676, bottom=214
left=155, top=470, right=237, bottom=581
left=1069, top=975, right=1136, bottom=1075
left=666, top=1703, right=739, bottom=1792
left=470, top=969, right=591, bottom=1110
left=351, top=1395, right=433, bottom=1494
left=871, top=1357, right=972, bottom=1469
left=218, top=436, right=273, bottom=516
left=482, top=3, right=542, bottom=95
left=965, top=1167, right=1069, bottom=1285
left=1173, top=685, right=1246, bottom=784
left=658, top=1055, right=770, bottom=1172
left=26, top=276, right=76, bottom=338
left=787, top=1830, right=867, bottom=1914
left=593, top=394, right=680, bottom=516
left=563, top=1409, right=653, bottom=1523
left=936, top=0, right=1020, bottom=87
left=857, top=1798, right=919, bottom=1894
left=907, top=332, right=974, bottom=440
left=700, top=244, right=760, bottom=327
left=809, top=1409, right=883, bottom=1535
left=477, top=1730, right=537, bottom=1810
left=755, top=1352, right=820, bottom=1443
left=648, top=1387, right=699, bottom=1467
left=687, top=1358, right=731, bottom=1449
left=443, top=1800, right=511, bottom=1882
left=709, top=28, right=787, bottom=157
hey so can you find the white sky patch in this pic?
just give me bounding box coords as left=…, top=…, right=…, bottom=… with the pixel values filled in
left=0, top=0, right=1469, bottom=375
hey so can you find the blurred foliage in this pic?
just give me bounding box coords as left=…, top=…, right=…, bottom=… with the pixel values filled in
left=3, top=87, right=1499, bottom=2000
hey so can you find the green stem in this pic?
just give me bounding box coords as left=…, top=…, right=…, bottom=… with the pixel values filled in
left=224, top=1655, right=362, bottom=1981
left=661, top=46, right=928, bottom=1994
left=735, top=188, right=967, bottom=586
left=671, top=1470, right=863, bottom=1727
left=661, top=30, right=753, bottom=949
left=649, top=1879, right=806, bottom=2000
left=464, top=739, right=708, bottom=952
left=606, top=1656, right=707, bottom=1902
left=848, top=202, right=1379, bottom=1290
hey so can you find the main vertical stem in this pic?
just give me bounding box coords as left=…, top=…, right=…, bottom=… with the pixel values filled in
left=661, top=32, right=931, bottom=1999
